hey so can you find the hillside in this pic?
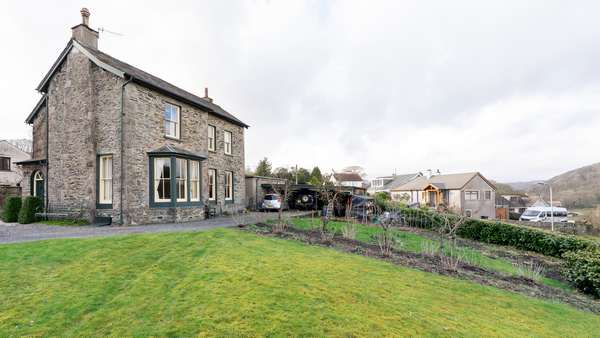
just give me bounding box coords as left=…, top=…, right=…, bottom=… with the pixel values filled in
left=506, top=162, right=600, bottom=208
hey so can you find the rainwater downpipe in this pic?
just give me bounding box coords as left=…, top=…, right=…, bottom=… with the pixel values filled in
left=120, top=75, right=132, bottom=225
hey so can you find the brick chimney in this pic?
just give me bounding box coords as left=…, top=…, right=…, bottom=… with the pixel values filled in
left=71, top=8, right=99, bottom=49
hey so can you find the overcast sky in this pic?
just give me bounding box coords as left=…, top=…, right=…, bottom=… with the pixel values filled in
left=2, top=1, right=599, bottom=182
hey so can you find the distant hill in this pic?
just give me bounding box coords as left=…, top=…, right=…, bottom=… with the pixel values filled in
left=504, top=163, right=600, bottom=208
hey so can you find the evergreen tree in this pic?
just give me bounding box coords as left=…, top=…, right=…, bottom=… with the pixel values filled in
left=255, top=157, right=272, bottom=177
left=296, top=168, right=311, bottom=184
left=309, top=166, right=323, bottom=185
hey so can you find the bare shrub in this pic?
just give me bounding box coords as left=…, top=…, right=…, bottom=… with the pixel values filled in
left=375, top=231, right=396, bottom=257
left=421, top=241, right=440, bottom=256
left=320, top=225, right=336, bottom=243
left=272, top=216, right=291, bottom=234
left=341, top=223, right=358, bottom=240
left=440, top=247, right=464, bottom=271
left=514, top=261, right=545, bottom=281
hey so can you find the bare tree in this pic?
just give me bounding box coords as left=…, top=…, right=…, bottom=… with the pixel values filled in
left=274, top=179, right=290, bottom=233
left=316, top=173, right=341, bottom=242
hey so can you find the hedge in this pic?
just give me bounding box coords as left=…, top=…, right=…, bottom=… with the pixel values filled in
left=18, top=196, right=43, bottom=224
left=396, top=207, right=597, bottom=258
left=2, top=197, right=22, bottom=222
left=563, top=247, right=600, bottom=298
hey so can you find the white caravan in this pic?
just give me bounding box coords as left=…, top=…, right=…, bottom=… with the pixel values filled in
left=519, top=206, right=569, bottom=223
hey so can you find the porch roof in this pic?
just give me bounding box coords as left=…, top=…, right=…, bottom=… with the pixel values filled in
left=15, top=158, right=47, bottom=165
left=147, top=144, right=207, bottom=161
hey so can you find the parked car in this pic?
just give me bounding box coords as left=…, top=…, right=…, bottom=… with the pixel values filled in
left=261, top=194, right=283, bottom=211
left=519, top=206, right=569, bottom=223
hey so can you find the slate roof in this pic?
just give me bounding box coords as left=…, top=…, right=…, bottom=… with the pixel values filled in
left=147, top=144, right=207, bottom=160
left=383, top=173, right=420, bottom=190
left=392, top=172, right=495, bottom=191
left=25, top=95, right=47, bottom=124
left=30, top=39, right=248, bottom=128
left=334, top=172, right=363, bottom=182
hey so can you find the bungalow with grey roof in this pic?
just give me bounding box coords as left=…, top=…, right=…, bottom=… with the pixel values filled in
left=390, top=172, right=497, bottom=219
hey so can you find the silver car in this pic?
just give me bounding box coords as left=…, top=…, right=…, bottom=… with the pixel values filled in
left=261, top=194, right=282, bottom=210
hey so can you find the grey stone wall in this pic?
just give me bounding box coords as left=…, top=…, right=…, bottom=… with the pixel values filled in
left=121, top=83, right=245, bottom=225
left=32, top=106, right=47, bottom=160
left=92, top=64, right=124, bottom=221
left=45, top=47, right=97, bottom=219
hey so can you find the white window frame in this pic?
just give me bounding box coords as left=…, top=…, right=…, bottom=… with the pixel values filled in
left=465, top=190, right=480, bottom=201
left=484, top=190, right=492, bottom=200
left=176, top=158, right=187, bottom=202
left=208, top=125, right=216, bottom=152
left=99, top=155, right=113, bottom=204
left=208, top=168, right=216, bottom=201
left=190, top=160, right=200, bottom=202
left=164, top=103, right=180, bottom=139
left=154, top=157, right=172, bottom=203
left=225, top=171, right=233, bottom=200
left=33, top=171, right=44, bottom=197
left=224, top=130, right=232, bottom=155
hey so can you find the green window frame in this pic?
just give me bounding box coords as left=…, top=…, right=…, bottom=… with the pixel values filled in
left=149, top=155, right=203, bottom=208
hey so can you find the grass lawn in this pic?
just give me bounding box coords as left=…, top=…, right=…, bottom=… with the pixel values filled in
left=289, top=218, right=569, bottom=289
left=1, top=229, right=599, bottom=336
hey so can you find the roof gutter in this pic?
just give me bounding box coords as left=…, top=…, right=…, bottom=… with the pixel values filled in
left=120, top=75, right=133, bottom=225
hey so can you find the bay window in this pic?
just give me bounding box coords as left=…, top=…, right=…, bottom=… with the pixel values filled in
left=190, top=161, right=200, bottom=201
left=154, top=157, right=172, bottom=202
left=176, top=158, right=187, bottom=202
left=150, top=155, right=203, bottom=207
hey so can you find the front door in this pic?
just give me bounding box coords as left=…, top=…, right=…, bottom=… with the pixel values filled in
left=428, top=191, right=436, bottom=207
left=33, top=171, right=44, bottom=200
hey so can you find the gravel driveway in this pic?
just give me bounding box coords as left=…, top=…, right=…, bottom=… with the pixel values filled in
left=0, top=211, right=309, bottom=244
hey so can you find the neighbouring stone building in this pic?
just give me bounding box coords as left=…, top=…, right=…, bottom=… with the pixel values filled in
left=0, top=140, right=30, bottom=207
left=17, top=9, right=248, bottom=225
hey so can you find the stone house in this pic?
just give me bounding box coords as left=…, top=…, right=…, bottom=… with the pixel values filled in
left=17, top=9, right=248, bottom=225
left=0, top=140, right=30, bottom=187
left=0, top=140, right=31, bottom=206
left=390, top=172, right=497, bottom=219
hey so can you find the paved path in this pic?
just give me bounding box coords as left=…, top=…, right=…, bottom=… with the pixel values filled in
left=0, top=211, right=310, bottom=244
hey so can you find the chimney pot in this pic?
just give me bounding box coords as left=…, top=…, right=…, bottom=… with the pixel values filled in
left=203, top=87, right=213, bottom=103
left=81, top=8, right=90, bottom=26
left=72, top=8, right=99, bottom=49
